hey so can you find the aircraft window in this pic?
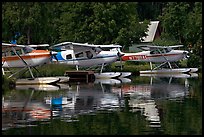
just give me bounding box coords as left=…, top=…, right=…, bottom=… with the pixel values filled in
left=23, top=47, right=33, bottom=54
left=3, top=50, right=9, bottom=56
left=165, top=48, right=171, bottom=53
left=16, top=49, right=23, bottom=55
left=2, top=52, right=9, bottom=57
left=66, top=54, right=72, bottom=59
left=150, top=50, right=159, bottom=54
left=75, top=52, right=84, bottom=58
left=86, top=51, right=93, bottom=59
left=10, top=51, right=15, bottom=56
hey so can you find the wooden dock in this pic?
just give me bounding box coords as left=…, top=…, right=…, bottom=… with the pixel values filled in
left=64, top=71, right=95, bottom=83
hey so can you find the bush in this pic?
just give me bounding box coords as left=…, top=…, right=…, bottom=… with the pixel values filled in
left=187, top=54, right=202, bottom=68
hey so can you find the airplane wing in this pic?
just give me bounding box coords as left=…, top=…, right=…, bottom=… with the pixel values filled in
left=28, top=44, right=50, bottom=48
left=2, top=43, right=49, bottom=52
left=2, top=43, right=36, bottom=56
left=2, top=43, right=26, bottom=52
left=135, top=44, right=184, bottom=51
left=52, top=42, right=122, bottom=53
left=168, top=45, right=184, bottom=48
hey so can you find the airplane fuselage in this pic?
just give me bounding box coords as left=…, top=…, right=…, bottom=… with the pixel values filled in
left=52, top=49, right=119, bottom=67
left=122, top=50, right=186, bottom=62
left=2, top=50, right=51, bottom=68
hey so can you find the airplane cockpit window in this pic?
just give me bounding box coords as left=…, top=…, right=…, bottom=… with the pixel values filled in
left=23, top=46, right=33, bottom=54
left=16, top=49, right=23, bottom=55
left=165, top=48, right=171, bottom=53
left=150, top=50, right=160, bottom=54
left=75, top=52, right=84, bottom=58
left=86, top=51, right=93, bottom=59
left=66, top=54, right=72, bottom=59
left=10, top=50, right=15, bottom=56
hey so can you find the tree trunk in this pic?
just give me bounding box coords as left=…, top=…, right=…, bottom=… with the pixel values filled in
left=27, top=27, right=30, bottom=44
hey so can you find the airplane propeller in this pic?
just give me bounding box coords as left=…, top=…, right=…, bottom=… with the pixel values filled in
left=49, top=50, right=58, bottom=62
left=116, top=48, right=125, bottom=70
left=48, top=46, right=66, bottom=62
left=183, top=51, right=190, bottom=59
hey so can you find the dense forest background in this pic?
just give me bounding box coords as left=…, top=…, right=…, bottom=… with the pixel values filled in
left=2, top=2, right=202, bottom=69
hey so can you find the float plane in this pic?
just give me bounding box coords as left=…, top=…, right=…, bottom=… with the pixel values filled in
left=120, top=45, right=198, bottom=74
left=1, top=43, right=63, bottom=84
left=51, top=42, right=131, bottom=78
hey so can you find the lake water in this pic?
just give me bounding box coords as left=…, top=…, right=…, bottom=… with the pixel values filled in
left=2, top=74, right=202, bottom=135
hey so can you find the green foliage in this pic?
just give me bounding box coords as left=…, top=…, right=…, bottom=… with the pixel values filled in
left=153, top=33, right=179, bottom=46
left=58, top=2, right=148, bottom=48
left=2, top=76, right=16, bottom=95
left=2, top=2, right=62, bottom=45
left=184, top=2, right=202, bottom=46
left=2, top=2, right=148, bottom=49
left=187, top=53, right=202, bottom=68
left=159, top=2, right=202, bottom=52
left=137, top=2, right=167, bottom=21
left=159, top=2, right=191, bottom=44
left=110, top=61, right=150, bottom=75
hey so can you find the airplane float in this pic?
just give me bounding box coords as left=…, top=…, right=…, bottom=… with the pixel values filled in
left=1, top=42, right=68, bottom=84
left=120, top=45, right=198, bottom=74
left=50, top=42, right=131, bottom=78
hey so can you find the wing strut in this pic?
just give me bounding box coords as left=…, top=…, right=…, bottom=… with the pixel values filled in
left=11, top=47, right=35, bottom=78
left=100, top=63, right=104, bottom=73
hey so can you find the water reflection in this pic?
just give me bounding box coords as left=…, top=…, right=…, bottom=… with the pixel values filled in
left=112, top=74, right=193, bottom=129
left=2, top=73, right=200, bottom=134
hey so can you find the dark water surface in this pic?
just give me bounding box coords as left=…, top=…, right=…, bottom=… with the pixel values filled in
left=2, top=74, right=202, bottom=135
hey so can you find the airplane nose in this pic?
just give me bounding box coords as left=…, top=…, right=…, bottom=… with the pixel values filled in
left=50, top=51, right=59, bottom=62
left=183, top=51, right=189, bottom=59
left=117, top=51, right=125, bottom=57
left=51, top=51, right=58, bottom=55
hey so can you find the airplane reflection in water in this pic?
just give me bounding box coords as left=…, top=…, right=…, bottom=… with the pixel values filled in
left=2, top=74, right=196, bottom=130
left=111, top=74, right=194, bottom=128
left=45, top=83, right=123, bottom=118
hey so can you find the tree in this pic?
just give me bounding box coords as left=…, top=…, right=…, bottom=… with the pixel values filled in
left=58, top=2, right=149, bottom=49
left=159, top=2, right=192, bottom=44
left=137, top=2, right=167, bottom=21
left=2, top=2, right=61, bottom=44
left=2, top=2, right=149, bottom=49
left=159, top=2, right=202, bottom=68
left=185, top=2, right=202, bottom=50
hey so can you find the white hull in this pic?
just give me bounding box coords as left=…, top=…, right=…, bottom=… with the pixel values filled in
left=140, top=72, right=198, bottom=78
left=118, top=78, right=132, bottom=83
left=16, top=77, right=60, bottom=85
left=189, top=73, right=198, bottom=78
left=140, top=73, right=191, bottom=78
left=140, top=68, right=191, bottom=74
left=16, top=84, right=60, bottom=91
left=55, top=76, right=70, bottom=83
left=119, top=72, right=132, bottom=78
left=94, top=72, right=121, bottom=79
left=189, top=68, right=198, bottom=73
left=94, top=78, right=121, bottom=85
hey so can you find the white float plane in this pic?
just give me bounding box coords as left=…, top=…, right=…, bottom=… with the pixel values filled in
left=2, top=43, right=63, bottom=84
left=120, top=45, right=198, bottom=74
left=50, top=42, right=131, bottom=78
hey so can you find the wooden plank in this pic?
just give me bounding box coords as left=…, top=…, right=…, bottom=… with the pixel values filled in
left=64, top=71, right=95, bottom=83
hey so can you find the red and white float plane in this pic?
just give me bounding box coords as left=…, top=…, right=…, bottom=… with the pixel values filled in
left=120, top=45, right=198, bottom=74
left=2, top=43, right=61, bottom=84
